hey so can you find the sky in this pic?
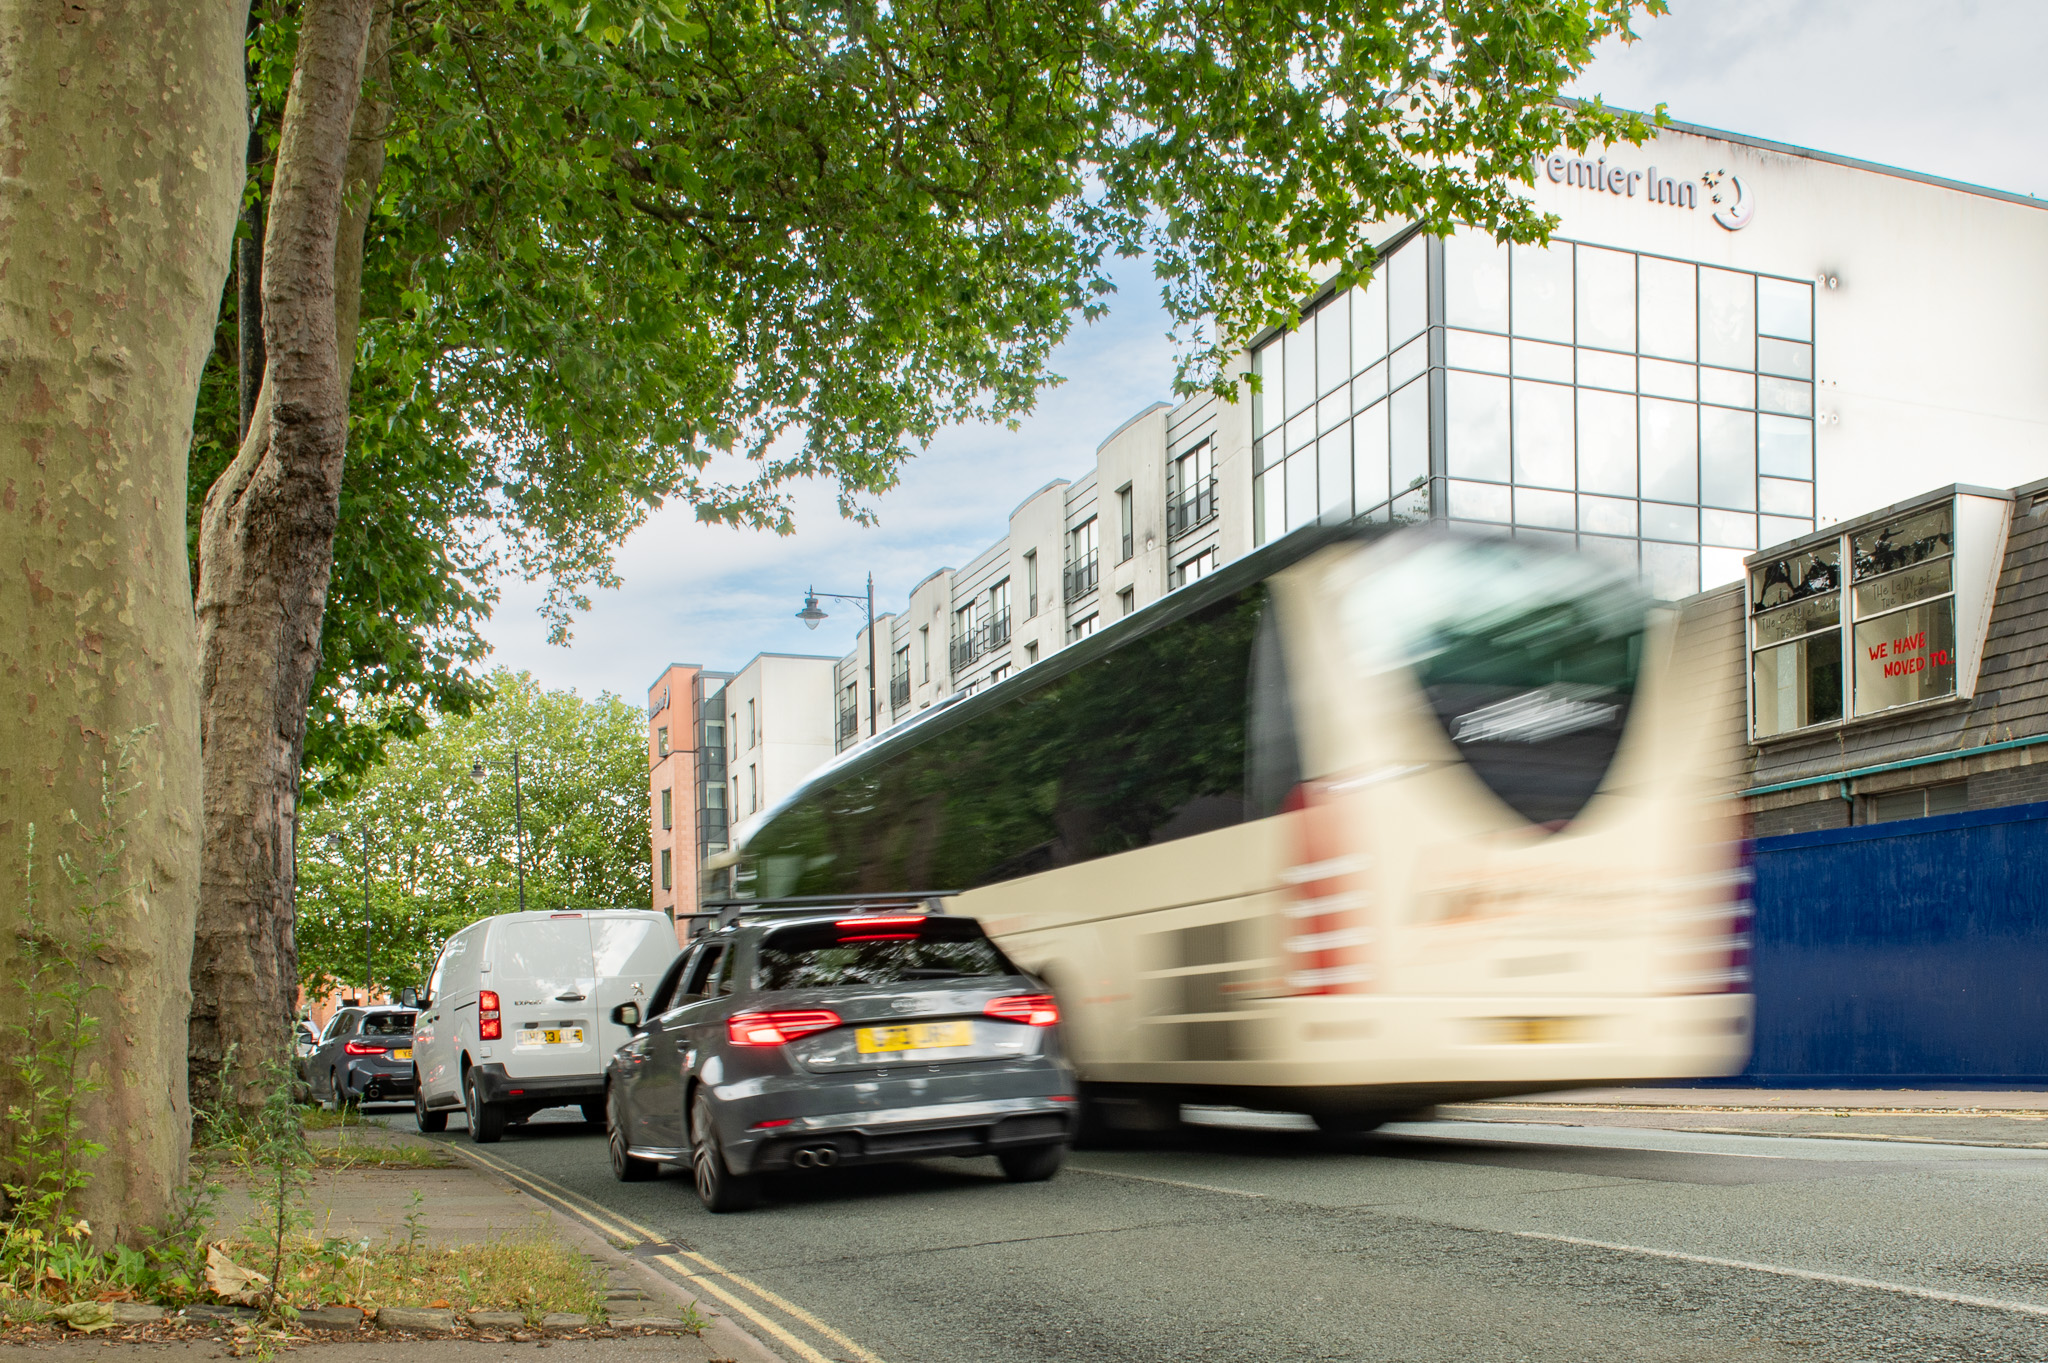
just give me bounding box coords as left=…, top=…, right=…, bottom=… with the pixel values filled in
left=482, top=0, right=2048, bottom=702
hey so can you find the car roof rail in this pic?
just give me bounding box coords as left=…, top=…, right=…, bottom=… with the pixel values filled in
left=686, top=891, right=958, bottom=935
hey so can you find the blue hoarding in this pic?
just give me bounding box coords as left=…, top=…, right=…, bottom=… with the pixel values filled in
left=1743, top=799, right=2048, bottom=1085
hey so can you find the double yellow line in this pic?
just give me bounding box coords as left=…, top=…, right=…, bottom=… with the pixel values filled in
left=455, top=1144, right=887, bottom=1363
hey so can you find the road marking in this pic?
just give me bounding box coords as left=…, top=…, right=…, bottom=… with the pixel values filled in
left=1508, top=1229, right=2048, bottom=1320
left=1068, top=1165, right=1267, bottom=1198
left=448, top=1142, right=887, bottom=1363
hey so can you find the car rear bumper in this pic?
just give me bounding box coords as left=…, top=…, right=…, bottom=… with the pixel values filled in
left=342, top=1061, right=416, bottom=1100
left=464, top=1064, right=602, bottom=1108
left=723, top=1092, right=1077, bottom=1174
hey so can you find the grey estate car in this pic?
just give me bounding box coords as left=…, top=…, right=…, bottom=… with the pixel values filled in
left=603, top=908, right=1076, bottom=1212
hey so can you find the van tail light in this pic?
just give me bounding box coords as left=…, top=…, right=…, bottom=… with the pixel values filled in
left=984, top=994, right=1059, bottom=1027
left=343, top=1040, right=389, bottom=1056
left=479, top=989, right=502, bottom=1041
left=727, top=1010, right=841, bottom=1047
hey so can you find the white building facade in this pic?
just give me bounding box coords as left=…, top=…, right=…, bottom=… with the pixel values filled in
left=662, top=118, right=2048, bottom=873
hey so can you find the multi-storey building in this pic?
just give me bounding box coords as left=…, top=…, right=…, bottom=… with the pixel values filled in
left=645, top=653, right=834, bottom=923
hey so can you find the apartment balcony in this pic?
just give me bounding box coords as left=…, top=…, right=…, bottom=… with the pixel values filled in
left=1168, top=477, right=1217, bottom=540
left=889, top=670, right=911, bottom=709
left=836, top=703, right=859, bottom=748
left=948, top=610, right=1015, bottom=675
left=1063, top=550, right=1099, bottom=603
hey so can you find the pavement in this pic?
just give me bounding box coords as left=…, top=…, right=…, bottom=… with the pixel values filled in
left=1446, top=1085, right=2048, bottom=1148
left=1, top=1111, right=778, bottom=1362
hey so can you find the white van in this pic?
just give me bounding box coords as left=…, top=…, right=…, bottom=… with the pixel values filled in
left=412, top=909, right=679, bottom=1142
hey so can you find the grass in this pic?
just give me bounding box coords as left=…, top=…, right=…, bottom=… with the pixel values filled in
left=262, top=1231, right=605, bottom=1322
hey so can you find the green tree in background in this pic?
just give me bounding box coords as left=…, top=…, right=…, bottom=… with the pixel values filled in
left=295, top=671, right=652, bottom=1003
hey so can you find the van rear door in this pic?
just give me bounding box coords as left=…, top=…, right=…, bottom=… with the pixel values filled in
left=490, top=915, right=597, bottom=1079
left=590, top=912, right=678, bottom=1058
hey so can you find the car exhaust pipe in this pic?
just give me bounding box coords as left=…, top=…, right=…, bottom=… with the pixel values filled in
left=790, top=1146, right=838, bottom=1170
left=792, top=1149, right=816, bottom=1169
left=812, top=1146, right=838, bottom=1168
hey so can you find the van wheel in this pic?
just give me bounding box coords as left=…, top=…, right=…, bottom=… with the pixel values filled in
left=998, top=1142, right=1067, bottom=1183
left=414, top=1070, right=447, bottom=1133
left=690, top=1092, right=759, bottom=1212
left=608, top=1088, right=657, bottom=1183
left=464, top=1070, right=506, bottom=1144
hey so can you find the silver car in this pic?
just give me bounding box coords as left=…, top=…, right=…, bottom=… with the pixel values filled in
left=603, top=909, right=1076, bottom=1211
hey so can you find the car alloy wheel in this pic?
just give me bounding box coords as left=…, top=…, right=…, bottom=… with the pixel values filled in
left=608, top=1087, right=656, bottom=1182
left=690, top=1092, right=759, bottom=1213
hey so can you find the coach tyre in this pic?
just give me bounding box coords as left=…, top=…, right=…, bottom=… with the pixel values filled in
left=690, top=1091, right=760, bottom=1213
left=608, top=1086, right=657, bottom=1182
left=413, top=1069, right=447, bottom=1133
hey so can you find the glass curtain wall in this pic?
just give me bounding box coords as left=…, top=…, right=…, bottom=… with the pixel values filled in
left=1250, top=231, right=1818, bottom=601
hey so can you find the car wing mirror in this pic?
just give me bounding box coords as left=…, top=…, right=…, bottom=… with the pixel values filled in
left=610, top=1002, right=641, bottom=1029
left=398, top=987, right=420, bottom=1008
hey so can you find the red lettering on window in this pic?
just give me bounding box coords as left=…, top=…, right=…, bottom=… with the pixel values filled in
left=1868, top=644, right=1888, bottom=660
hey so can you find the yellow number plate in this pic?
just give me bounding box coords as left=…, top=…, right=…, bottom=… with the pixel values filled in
left=393, top=1048, right=412, bottom=1061
left=1487, top=1016, right=1584, bottom=1045
left=517, top=1028, right=584, bottom=1046
left=855, top=1021, right=973, bottom=1054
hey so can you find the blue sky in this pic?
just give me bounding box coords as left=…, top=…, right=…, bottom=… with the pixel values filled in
left=483, top=0, right=2048, bottom=701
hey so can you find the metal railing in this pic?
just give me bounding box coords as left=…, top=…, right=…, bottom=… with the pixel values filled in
left=1168, top=476, right=1217, bottom=540
left=836, top=703, right=859, bottom=747
left=1063, top=550, right=1099, bottom=603
left=889, top=670, right=910, bottom=709
left=948, top=610, right=1015, bottom=675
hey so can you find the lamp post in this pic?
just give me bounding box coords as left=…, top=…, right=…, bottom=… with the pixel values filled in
left=324, top=831, right=373, bottom=1004
left=797, top=572, right=877, bottom=738
left=471, top=752, right=528, bottom=914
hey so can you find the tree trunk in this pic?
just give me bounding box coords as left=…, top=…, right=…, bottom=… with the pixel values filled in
left=191, top=0, right=378, bottom=1117
left=0, top=0, right=247, bottom=1241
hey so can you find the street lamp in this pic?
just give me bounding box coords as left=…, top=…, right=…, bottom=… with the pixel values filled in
left=797, top=573, right=877, bottom=738
left=471, top=752, right=529, bottom=914
left=324, top=831, right=374, bottom=1005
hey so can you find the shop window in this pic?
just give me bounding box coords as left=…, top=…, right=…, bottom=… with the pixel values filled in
left=1850, top=503, right=1956, bottom=718
left=1750, top=541, right=1843, bottom=739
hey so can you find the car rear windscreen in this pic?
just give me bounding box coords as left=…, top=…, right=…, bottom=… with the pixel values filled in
left=756, top=917, right=1013, bottom=990
left=361, top=1012, right=415, bottom=1035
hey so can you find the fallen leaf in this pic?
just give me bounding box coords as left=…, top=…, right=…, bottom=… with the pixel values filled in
left=52, top=1301, right=116, bottom=1333
left=204, top=1243, right=272, bottom=1307
left=428, top=1299, right=451, bottom=1308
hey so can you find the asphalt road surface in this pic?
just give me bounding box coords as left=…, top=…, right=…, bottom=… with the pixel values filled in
left=397, top=1106, right=2048, bottom=1363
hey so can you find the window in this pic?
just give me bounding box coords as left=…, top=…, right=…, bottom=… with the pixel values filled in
left=891, top=645, right=911, bottom=709
left=728, top=712, right=738, bottom=758
left=1071, top=613, right=1099, bottom=642
left=660, top=849, right=672, bottom=890
left=756, top=918, right=1009, bottom=991
left=1170, top=442, right=1216, bottom=538
left=682, top=943, right=726, bottom=998
left=1024, top=551, right=1039, bottom=617
left=1066, top=518, right=1099, bottom=600
left=1119, top=587, right=1136, bottom=616
left=989, top=579, right=1012, bottom=649
left=656, top=726, right=669, bottom=755
left=706, top=783, right=725, bottom=809
left=661, top=788, right=673, bottom=829
left=1864, top=782, right=1968, bottom=825
left=704, top=717, right=723, bottom=753
left=919, top=625, right=930, bottom=682
left=991, top=663, right=1012, bottom=684
left=1176, top=548, right=1218, bottom=587
left=748, top=764, right=757, bottom=812
left=1117, top=485, right=1135, bottom=562
left=747, top=698, right=757, bottom=748
left=1751, top=499, right=1960, bottom=738
left=1025, top=641, right=1039, bottom=664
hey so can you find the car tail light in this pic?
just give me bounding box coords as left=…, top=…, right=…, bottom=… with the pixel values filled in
left=343, top=1040, right=389, bottom=1056
left=727, top=1010, right=841, bottom=1047
left=479, top=989, right=502, bottom=1041
left=836, top=914, right=926, bottom=943
left=752, top=1118, right=796, bottom=1129
left=984, top=994, right=1059, bottom=1026
left=835, top=915, right=926, bottom=928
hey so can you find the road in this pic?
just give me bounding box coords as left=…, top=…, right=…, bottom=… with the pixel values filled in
left=392, top=1107, right=2048, bottom=1362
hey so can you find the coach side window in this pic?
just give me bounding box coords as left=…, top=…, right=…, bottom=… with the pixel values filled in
left=1246, top=600, right=1303, bottom=819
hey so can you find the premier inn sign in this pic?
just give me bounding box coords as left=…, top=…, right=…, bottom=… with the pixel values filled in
left=1537, top=151, right=1755, bottom=231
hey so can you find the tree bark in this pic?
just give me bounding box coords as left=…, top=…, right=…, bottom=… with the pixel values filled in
left=0, top=0, right=247, bottom=1240
left=191, top=0, right=378, bottom=1116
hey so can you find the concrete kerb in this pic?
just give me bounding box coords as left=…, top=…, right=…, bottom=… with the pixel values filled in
left=422, top=1136, right=787, bottom=1363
